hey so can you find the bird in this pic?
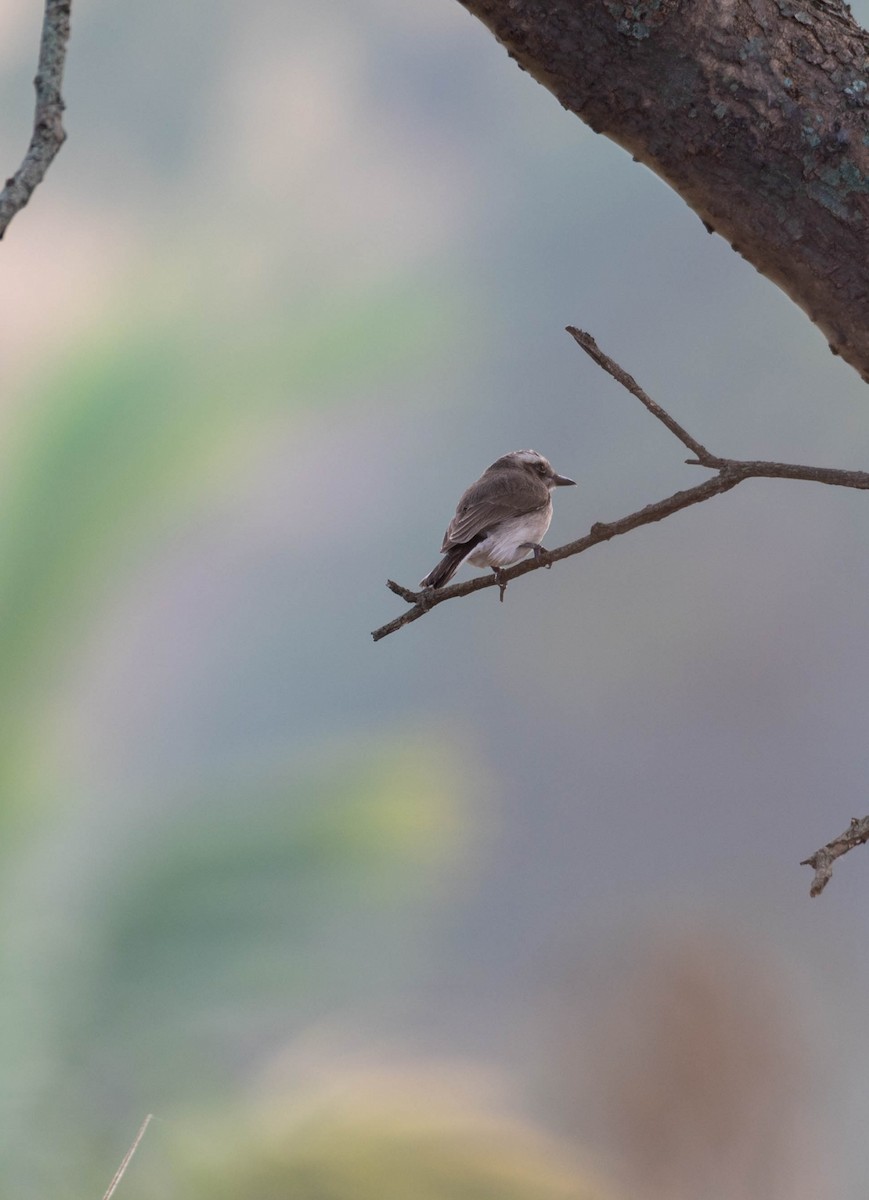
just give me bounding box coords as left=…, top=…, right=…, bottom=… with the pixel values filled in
left=419, top=449, right=576, bottom=600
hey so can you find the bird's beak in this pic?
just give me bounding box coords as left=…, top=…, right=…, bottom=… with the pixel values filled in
left=553, top=473, right=576, bottom=486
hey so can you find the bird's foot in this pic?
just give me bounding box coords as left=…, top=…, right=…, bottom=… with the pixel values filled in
left=494, top=568, right=508, bottom=602
left=521, top=542, right=553, bottom=568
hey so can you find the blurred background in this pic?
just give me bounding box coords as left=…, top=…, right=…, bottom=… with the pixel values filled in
left=0, top=0, right=868, bottom=1195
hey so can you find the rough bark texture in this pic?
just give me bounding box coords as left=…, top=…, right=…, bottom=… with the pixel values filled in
left=0, top=0, right=71, bottom=240
left=455, top=0, right=869, bottom=383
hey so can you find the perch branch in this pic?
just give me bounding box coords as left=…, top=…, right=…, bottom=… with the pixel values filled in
left=801, top=817, right=869, bottom=897
left=372, top=328, right=869, bottom=642
left=0, top=0, right=71, bottom=240
left=373, top=473, right=742, bottom=641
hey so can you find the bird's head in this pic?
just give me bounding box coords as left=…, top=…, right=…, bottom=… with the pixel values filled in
left=497, top=449, right=576, bottom=489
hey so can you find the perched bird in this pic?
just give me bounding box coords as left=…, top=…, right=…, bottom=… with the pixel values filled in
left=419, top=449, right=575, bottom=598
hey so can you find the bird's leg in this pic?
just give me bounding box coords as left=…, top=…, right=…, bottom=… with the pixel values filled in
left=520, top=542, right=553, bottom=568
left=493, top=568, right=509, bottom=602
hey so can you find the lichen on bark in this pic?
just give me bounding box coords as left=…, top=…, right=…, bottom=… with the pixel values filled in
left=456, top=0, right=869, bottom=382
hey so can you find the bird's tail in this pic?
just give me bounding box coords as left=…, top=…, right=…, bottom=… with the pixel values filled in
left=419, top=542, right=471, bottom=589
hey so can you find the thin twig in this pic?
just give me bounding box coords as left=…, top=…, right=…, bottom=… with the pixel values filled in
left=101, top=1114, right=153, bottom=1200
left=801, top=817, right=869, bottom=897
left=0, top=0, right=71, bottom=240
left=686, top=458, right=869, bottom=488
left=566, top=326, right=718, bottom=463
left=372, top=328, right=869, bottom=641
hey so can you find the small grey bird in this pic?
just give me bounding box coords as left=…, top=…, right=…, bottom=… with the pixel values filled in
left=420, top=449, right=576, bottom=596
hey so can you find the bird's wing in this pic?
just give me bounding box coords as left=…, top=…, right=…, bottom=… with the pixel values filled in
left=441, top=471, right=550, bottom=550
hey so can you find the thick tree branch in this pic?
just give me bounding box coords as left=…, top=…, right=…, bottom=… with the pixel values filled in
left=453, top=0, right=869, bottom=383
left=801, top=816, right=869, bottom=896
left=0, top=0, right=71, bottom=240
left=372, top=328, right=869, bottom=642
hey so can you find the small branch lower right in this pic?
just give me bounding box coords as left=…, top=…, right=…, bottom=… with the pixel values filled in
left=802, top=817, right=869, bottom=897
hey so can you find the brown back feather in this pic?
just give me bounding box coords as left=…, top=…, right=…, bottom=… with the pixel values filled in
left=441, top=467, right=550, bottom=550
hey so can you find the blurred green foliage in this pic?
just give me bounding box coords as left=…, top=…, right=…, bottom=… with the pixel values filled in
left=0, top=230, right=468, bottom=1192
left=0, top=267, right=447, bottom=821
left=71, top=738, right=466, bottom=1063
left=2, top=728, right=474, bottom=1193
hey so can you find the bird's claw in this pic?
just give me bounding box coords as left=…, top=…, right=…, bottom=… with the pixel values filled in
left=521, top=542, right=553, bottom=568
left=494, top=569, right=508, bottom=602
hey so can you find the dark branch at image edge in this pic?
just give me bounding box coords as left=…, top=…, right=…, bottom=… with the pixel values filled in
left=0, top=0, right=71, bottom=240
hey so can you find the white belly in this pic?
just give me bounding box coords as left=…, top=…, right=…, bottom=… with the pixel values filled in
left=464, top=504, right=553, bottom=570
